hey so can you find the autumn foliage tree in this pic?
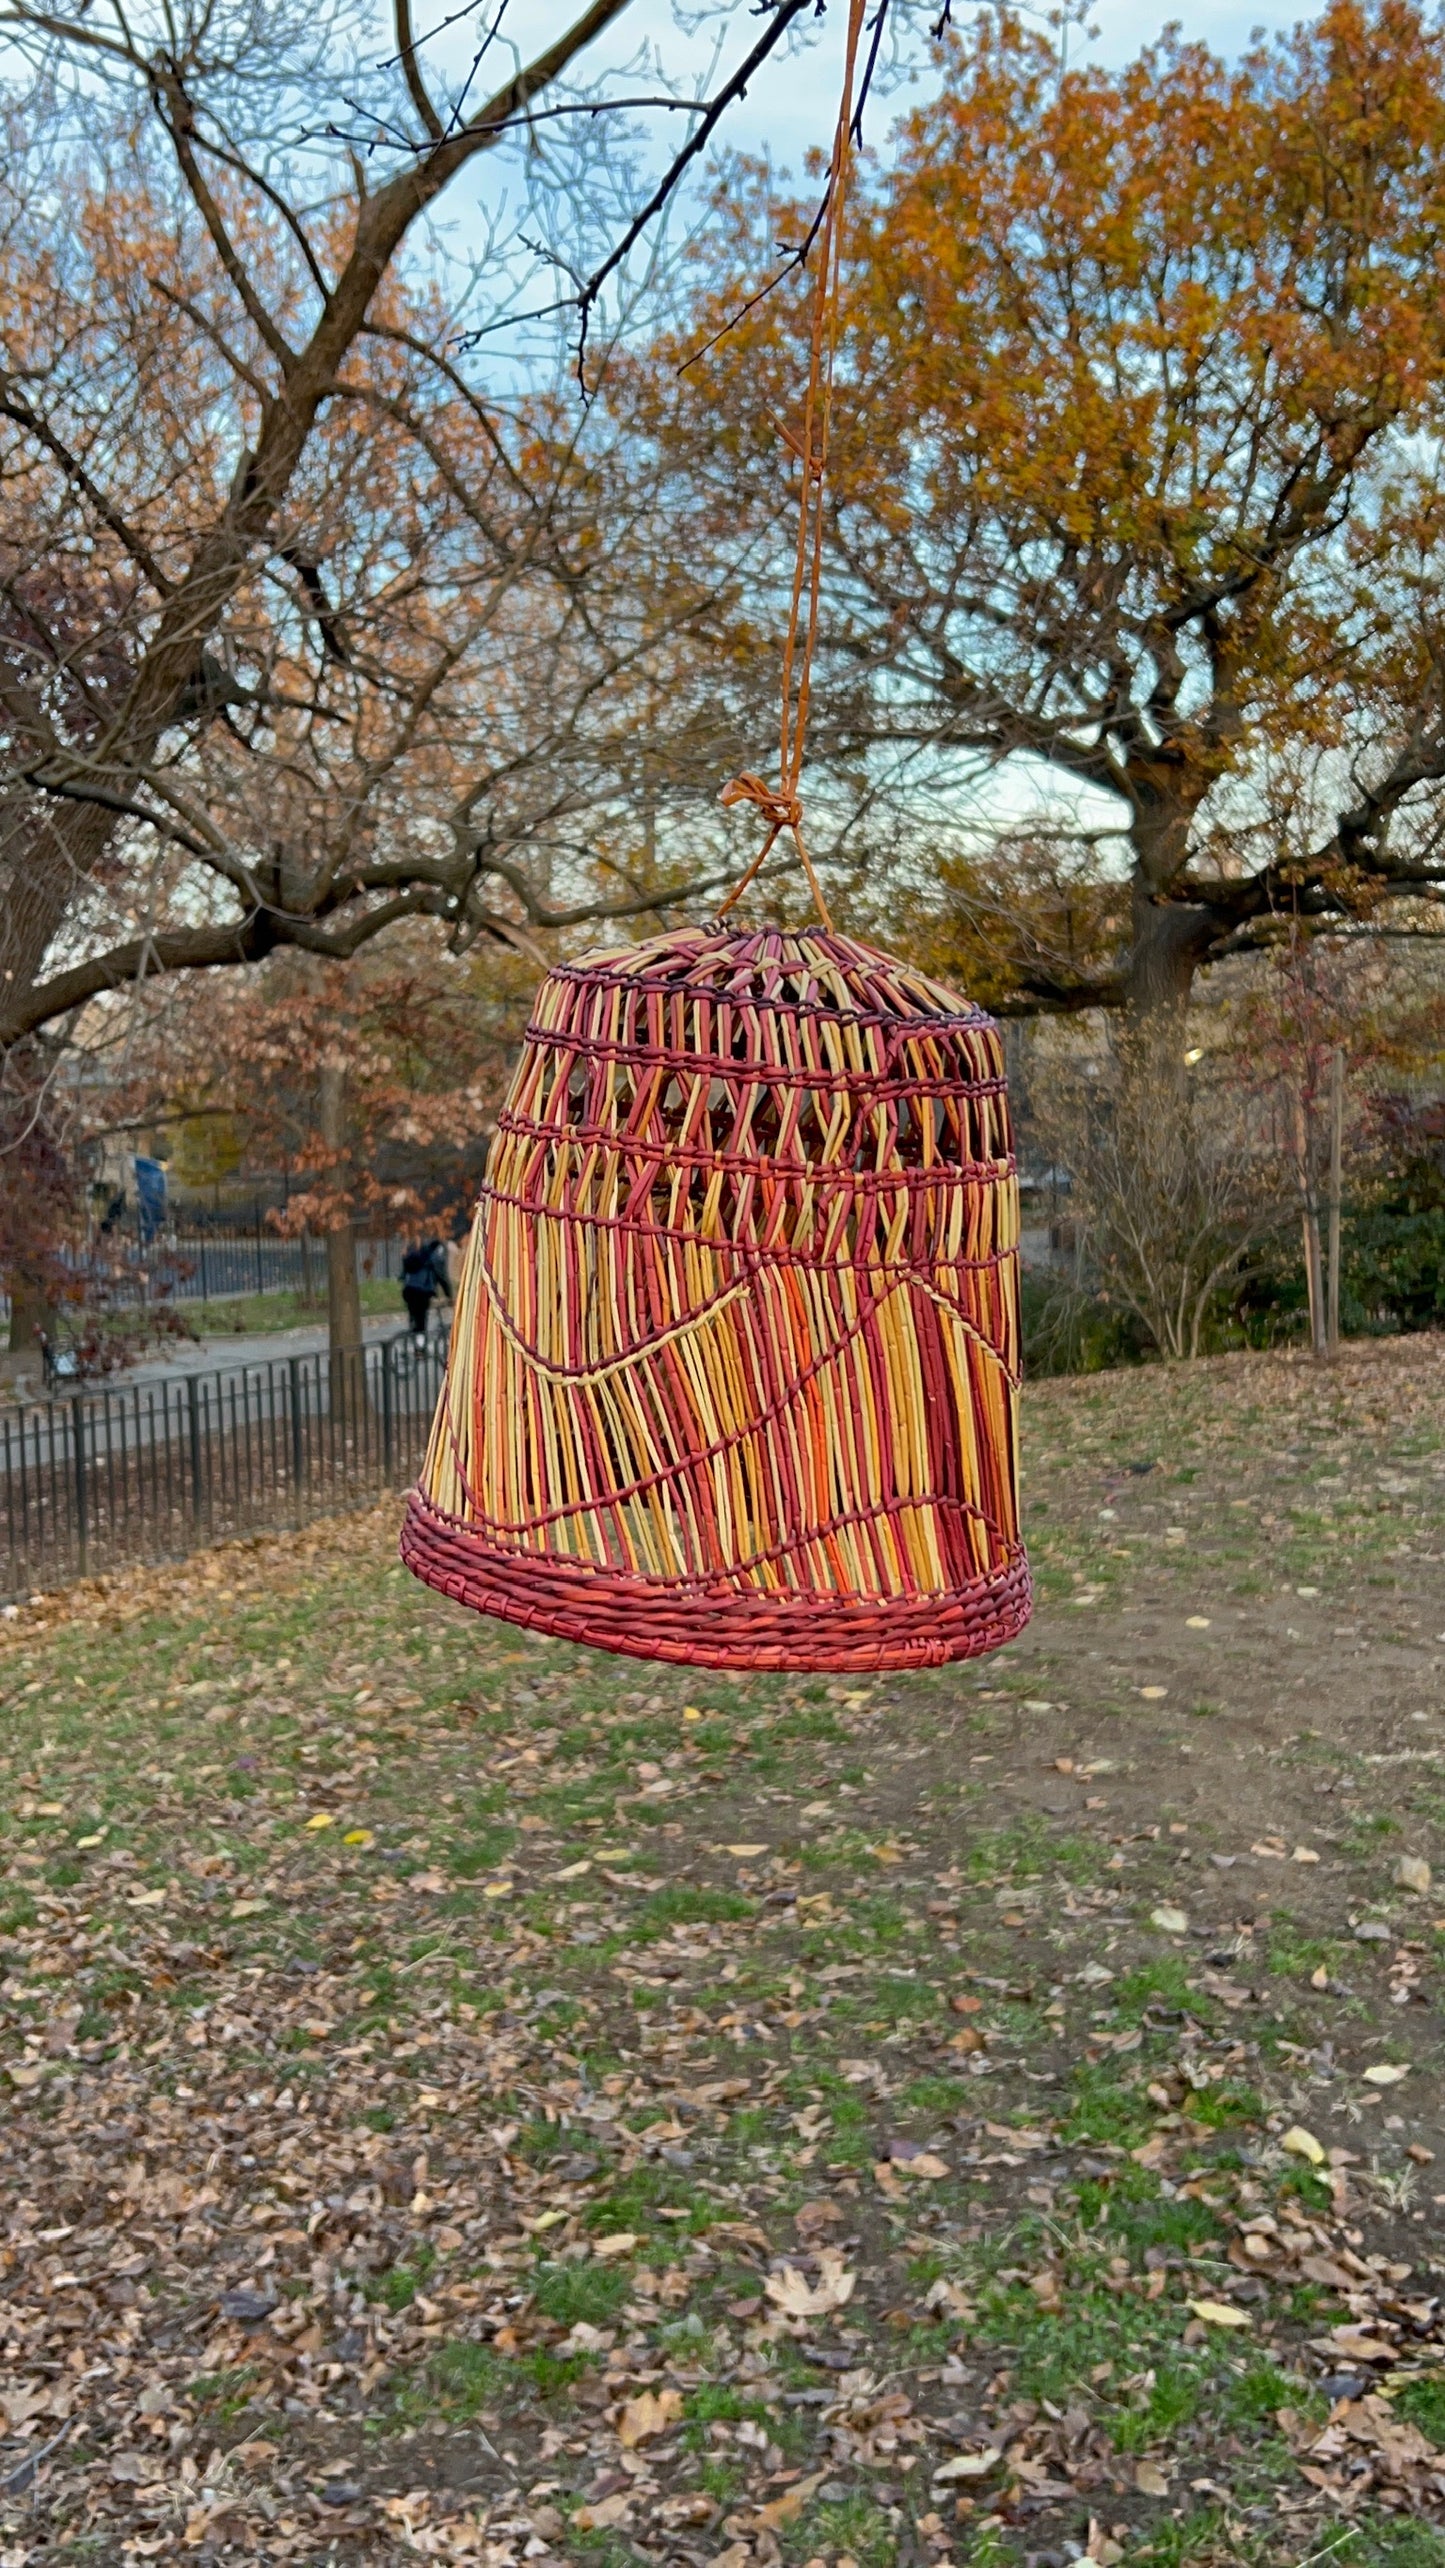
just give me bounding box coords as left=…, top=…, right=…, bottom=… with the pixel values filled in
left=659, top=0, right=1445, bottom=1019
left=0, top=0, right=819, bottom=1337
left=123, top=937, right=535, bottom=1353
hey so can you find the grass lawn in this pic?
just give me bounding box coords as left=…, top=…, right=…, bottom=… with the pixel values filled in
left=0, top=1336, right=1443, bottom=2564
left=179, top=1276, right=403, bottom=1339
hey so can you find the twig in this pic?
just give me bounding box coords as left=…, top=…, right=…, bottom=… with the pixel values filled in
left=675, top=0, right=894, bottom=377
left=2, top=2419, right=71, bottom=2494
left=571, top=0, right=816, bottom=393
left=397, top=1929, right=461, bottom=1970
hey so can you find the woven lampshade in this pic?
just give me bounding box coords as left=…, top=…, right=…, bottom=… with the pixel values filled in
left=401, top=922, right=1030, bottom=1671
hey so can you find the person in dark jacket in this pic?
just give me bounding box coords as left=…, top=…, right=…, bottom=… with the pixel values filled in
left=400, top=1240, right=448, bottom=1349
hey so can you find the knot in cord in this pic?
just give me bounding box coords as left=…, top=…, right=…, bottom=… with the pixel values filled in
left=716, top=774, right=834, bottom=933
left=720, top=772, right=804, bottom=837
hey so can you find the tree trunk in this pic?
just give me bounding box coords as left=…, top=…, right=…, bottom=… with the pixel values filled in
left=319, top=1059, right=366, bottom=1423
left=1326, top=1046, right=1344, bottom=1358
left=1124, top=882, right=1218, bottom=1023
left=5, top=1271, right=50, bottom=1355
left=325, top=1221, right=362, bottom=1361
left=0, top=1271, right=50, bottom=1396
left=1291, top=1090, right=1328, bottom=1359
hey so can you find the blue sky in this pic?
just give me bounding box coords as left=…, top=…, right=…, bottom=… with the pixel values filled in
left=420, top=0, right=1324, bottom=283
left=700, top=1, right=1312, bottom=177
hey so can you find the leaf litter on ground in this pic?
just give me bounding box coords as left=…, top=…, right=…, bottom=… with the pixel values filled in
left=0, top=1340, right=1441, bottom=2561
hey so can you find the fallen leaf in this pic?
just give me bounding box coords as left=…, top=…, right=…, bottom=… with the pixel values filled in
left=1135, top=2460, right=1170, bottom=2497
left=220, top=2288, right=277, bottom=2322
left=1314, top=2328, right=1399, bottom=2365
left=1394, top=1855, right=1432, bottom=1894
left=572, top=2493, right=631, bottom=2532
left=1282, top=2126, right=1326, bottom=2166
left=591, top=2232, right=639, bottom=2259
left=553, top=1859, right=592, bottom=1880
left=756, top=2471, right=826, bottom=2530
left=1150, top=1906, right=1189, bottom=1935
left=229, top=1898, right=266, bottom=1917
left=127, top=1887, right=166, bottom=1907
left=481, top=1879, right=513, bottom=1899
left=764, top=2250, right=856, bottom=2318
left=1189, top=2300, right=1252, bottom=2329
left=342, top=1829, right=374, bottom=1847
left=618, top=2388, right=683, bottom=2446
left=1185, top=1616, right=1211, bottom=1629
left=932, top=2452, right=1000, bottom=2483
left=304, top=1811, right=334, bottom=1832
left=1292, top=1845, right=1320, bottom=1864
left=1139, top=1685, right=1169, bottom=1700
left=1362, top=2063, right=1410, bottom=2086
left=727, top=1844, right=767, bottom=1858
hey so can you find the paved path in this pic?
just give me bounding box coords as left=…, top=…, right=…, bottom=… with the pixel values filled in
left=124, top=1311, right=406, bottom=1389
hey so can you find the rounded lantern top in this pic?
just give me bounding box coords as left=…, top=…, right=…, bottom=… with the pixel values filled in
left=550, top=921, right=994, bottom=1032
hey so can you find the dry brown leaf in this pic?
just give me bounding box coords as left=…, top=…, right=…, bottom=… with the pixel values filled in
left=617, top=2387, right=683, bottom=2447
left=794, top=2198, right=845, bottom=2242
left=755, top=2471, right=826, bottom=2529
left=572, top=2492, right=632, bottom=2531
left=764, top=2249, right=856, bottom=2318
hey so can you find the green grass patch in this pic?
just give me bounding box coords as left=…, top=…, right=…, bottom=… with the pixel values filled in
left=186, top=2365, right=261, bottom=2423
left=1397, top=2375, right=1445, bottom=2449
left=532, top=2261, right=630, bottom=2330
left=632, top=1884, right=752, bottom=1939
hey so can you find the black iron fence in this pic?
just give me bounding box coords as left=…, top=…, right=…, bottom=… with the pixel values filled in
left=0, top=1336, right=445, bottom=1599
left=69, top=1229, right=403, bottom=1307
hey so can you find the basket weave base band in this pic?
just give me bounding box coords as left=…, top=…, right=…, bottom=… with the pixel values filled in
left=401, top=1486, right=1032, bottom=1673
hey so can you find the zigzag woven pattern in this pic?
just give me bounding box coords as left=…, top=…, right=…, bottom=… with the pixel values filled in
left=401, top=923, right=1031, bottom=1670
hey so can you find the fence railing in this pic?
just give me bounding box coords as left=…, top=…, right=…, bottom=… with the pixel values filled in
left=0, top=1336, right=445, bottom=1600
left=69, top=1230, right=403, bottom=1307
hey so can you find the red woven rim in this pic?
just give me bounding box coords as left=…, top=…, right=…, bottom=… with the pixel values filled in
left=400, top=1486, right=1032, bottom=1673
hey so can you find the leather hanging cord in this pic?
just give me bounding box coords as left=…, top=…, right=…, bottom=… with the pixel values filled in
left=717, top=0, right=869, bottom=935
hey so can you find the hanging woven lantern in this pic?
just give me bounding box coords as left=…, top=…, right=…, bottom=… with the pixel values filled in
left=403, top=0, right=1030, bottom=1672
left=400, top=920, right=1030, bottom=1671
